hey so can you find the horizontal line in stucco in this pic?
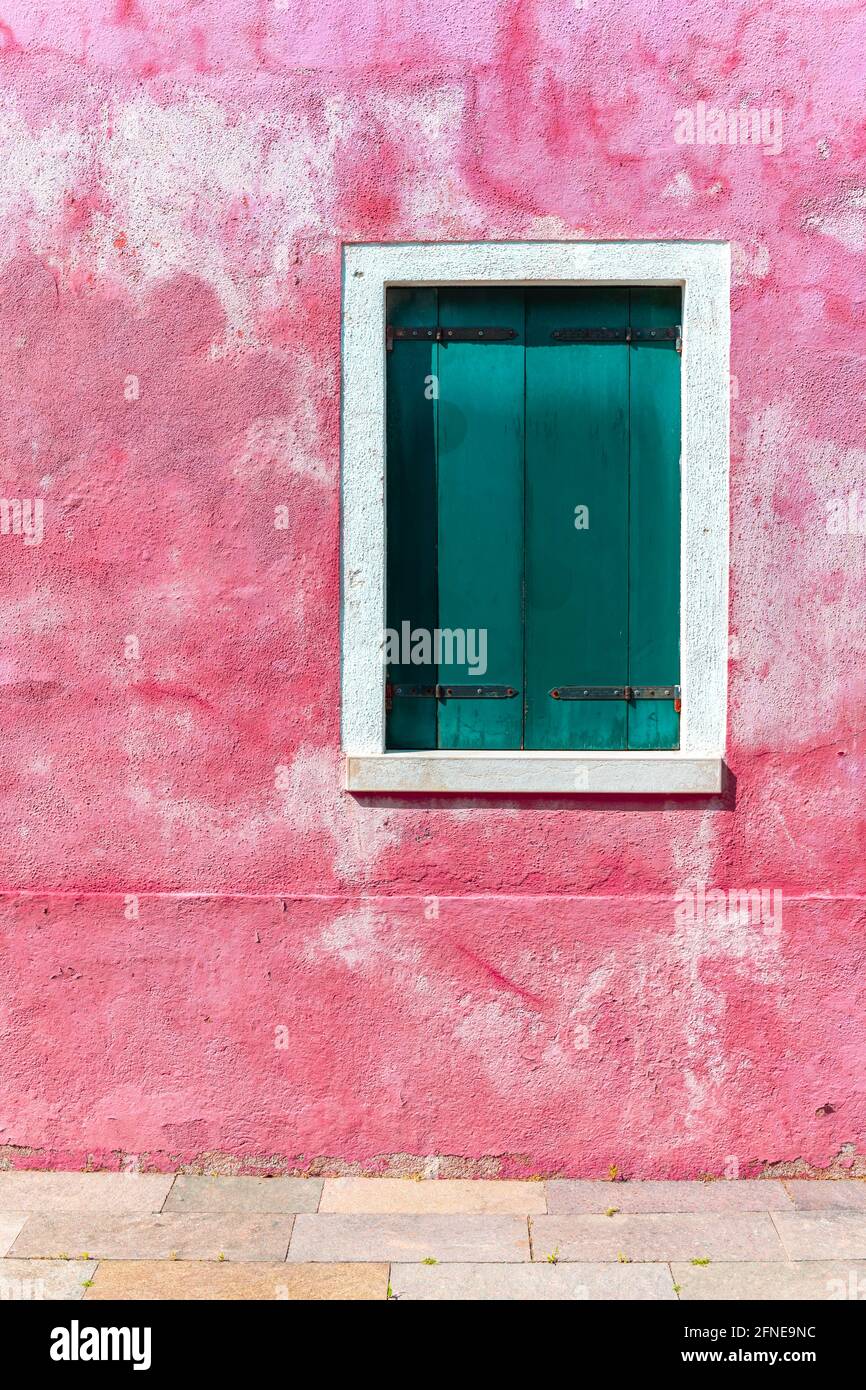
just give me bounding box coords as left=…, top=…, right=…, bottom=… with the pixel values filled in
left=1, top=890, right=864, bottom=906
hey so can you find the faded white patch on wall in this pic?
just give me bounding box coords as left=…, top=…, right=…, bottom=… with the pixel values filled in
left=661, top=171, right=695, bottom=202
left=313, top=903, right=383, bottom=970
left=669, top=806, right=718, bottom=897
left=673, top=895, right=783, bottom=1137
left=306, top=902, right=424, bottom=977
left=804, top=189, right=866, bottom=252
left=279, top=744, right=402, bottom=878
left=0, top=100, right=95, bottom=261
left=732, top=240, right=771, bottom=285
left=231, top=372, right=334, bottom=487
left=100, top=93, right=324, bottom=332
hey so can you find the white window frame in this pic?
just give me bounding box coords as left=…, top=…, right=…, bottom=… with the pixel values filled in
left=341, top=240, right=729, bottom=795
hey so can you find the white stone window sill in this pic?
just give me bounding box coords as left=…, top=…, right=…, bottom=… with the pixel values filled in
left=346, top=751, right=724, bottom=795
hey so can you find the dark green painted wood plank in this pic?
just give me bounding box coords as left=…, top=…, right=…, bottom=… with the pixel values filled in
left=524, top=288, right=629, bottom=749
left=436, top=288, right=524, bottom=749
left=385, top=287, right=438, bottom=749
left=628, top=287, right=681, bottom=750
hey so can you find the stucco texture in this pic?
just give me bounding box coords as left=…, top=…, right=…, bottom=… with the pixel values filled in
left=0, top=0, right=864, bottom=1176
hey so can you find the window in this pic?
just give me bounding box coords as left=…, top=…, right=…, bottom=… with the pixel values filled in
left=385, top=285, right=682, bottom=753
left=342, top=242, right=729, bottom=794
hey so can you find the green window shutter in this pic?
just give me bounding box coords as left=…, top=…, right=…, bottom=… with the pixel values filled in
left=384, top=287, right=437, bottom=750
left=525, top=288, right=630, bottom=750
left=436, top=288, right=524, bottom=749
left=627, top=288, right=681, bottom=750
left=385, top=285, right=681, bottom=754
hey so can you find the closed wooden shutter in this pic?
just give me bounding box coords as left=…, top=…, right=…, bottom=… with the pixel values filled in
left=437, top=288, right=524, bottom=749
left=385, top=286, right=681, bottom=752
left=525, top=287, right=630, bottom=750
left=384, top=287, right=438, bottom=750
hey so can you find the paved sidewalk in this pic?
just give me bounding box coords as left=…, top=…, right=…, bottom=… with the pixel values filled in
left=1, top=1173, right=865, bottom=1300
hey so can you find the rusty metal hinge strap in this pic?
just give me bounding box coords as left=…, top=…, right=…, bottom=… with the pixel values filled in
left=386, top=325, right=518, bottom=350
left=550, top=685, right=681, bottom=705
left=388, top=683, right=518, bottom=700
left=550, top=325, right=682, bottom=352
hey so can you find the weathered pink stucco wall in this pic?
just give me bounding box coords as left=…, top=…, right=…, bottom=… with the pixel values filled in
left=0, top=1, right=864, bottom=1177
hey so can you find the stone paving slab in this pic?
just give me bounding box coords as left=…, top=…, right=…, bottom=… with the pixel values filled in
left=0, top=1214, right=28, bottom=1255
left=0, top=1258, right=98, bottom=1300
left=673, top=1260, right=866, bottom=1300
left=0, top=1172, right=173, bottom=1214
left=531, top=1213, right=784, bottom=1262
left=546, top=1180, right=792, bottom=1215
left=165, top=1176, right=322, bottom=1214
left=391, top=1261, right=677, bottom=1300
left=5, top=1174, right=866, bottom=1296
left=85, top=1260, right=388, bottom=1300
left=288, top=1214, right=530, bottom=1263
left=773, top=1211, right=866, bottom=1260
left=320, top=1178, right=546, bottom=1215
left=783, top=1181, right=866, bottom=1212
left=9, top=1212, right=294, bottom=1262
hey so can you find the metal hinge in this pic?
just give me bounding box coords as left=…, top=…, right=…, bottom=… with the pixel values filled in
left=551, top=325, right=682, bottom=354
left=387, top=682, right=518, bottom=707
left=550, top=684, right=681, bottom=711
left=386, top=325, right=518, bottom=351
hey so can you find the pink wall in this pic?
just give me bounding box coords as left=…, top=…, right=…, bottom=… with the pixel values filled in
left=0, top=1, right=864, bottom=1176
